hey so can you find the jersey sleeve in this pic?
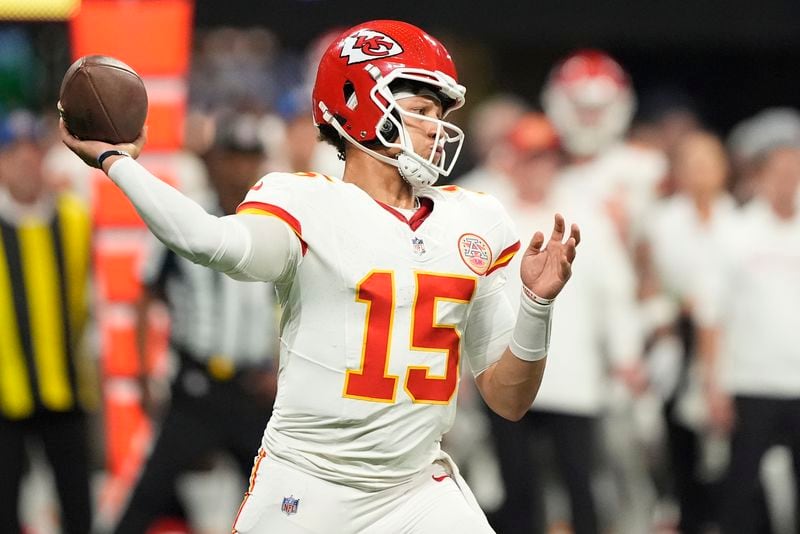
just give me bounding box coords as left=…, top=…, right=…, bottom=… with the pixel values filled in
left=236, top=171, right=322, bottom=255
left=461, top=193, right=520, bottom=375
left=484, top=193, right=521, bottom=276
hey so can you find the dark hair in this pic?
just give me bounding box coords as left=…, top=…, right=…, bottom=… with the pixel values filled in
left=317, top=123, right=347, bottom=161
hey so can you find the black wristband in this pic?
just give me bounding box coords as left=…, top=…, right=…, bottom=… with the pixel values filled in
left=97, top=149, right=131, bottom=169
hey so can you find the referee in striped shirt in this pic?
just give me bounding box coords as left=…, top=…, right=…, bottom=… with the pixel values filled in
left=113, top=112, right=279, bottom=534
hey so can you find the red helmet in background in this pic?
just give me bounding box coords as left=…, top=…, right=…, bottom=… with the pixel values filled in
left=541, top=49, right=635, bottom=157
left=312, top=20, right=466, bottom=187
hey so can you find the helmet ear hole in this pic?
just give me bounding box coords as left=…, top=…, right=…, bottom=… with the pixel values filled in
left=378, top=109, right=401, bottom=143
left=343, top=81, right=357, bottom=110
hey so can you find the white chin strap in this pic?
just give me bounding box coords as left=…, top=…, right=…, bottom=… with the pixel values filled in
left=391, top=89, right=441, bottom=188
left=397, top=153, right=439, bottom=188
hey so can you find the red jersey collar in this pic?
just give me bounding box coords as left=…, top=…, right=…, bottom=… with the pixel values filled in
left=375, top=196, right=434, bottom=231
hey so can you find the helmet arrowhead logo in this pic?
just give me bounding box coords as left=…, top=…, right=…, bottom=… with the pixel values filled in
left=340, top=30, right=403, bottom=65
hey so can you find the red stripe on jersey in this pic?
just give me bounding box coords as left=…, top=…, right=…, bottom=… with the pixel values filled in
left=237, top=201, right=308, bottom=255
left=486, top=240, right=521, bottom=275
left=375, top=196, right=434, bottom=231
left=232, top=448, right=267, bottom=533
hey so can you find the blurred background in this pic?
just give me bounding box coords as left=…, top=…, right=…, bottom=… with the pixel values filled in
left=1, top=1, right=799, bottom=533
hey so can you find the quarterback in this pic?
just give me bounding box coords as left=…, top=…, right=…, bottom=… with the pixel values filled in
left=61, top=20, right=579, bottom=534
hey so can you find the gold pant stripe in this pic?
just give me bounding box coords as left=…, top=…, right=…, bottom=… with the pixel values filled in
left=19, top=223, right=73, bottom=411
left=0, top=234, right=34, bottom=418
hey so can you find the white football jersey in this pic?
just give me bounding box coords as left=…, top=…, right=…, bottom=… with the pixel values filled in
left=237, top=172, right=520, bottom=490
left=555, top=142, right=666, bottom=244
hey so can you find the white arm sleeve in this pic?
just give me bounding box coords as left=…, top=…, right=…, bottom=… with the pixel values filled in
left=462, top=273, right=515, bottom=377
left=108, top=157, right=300, bottom=282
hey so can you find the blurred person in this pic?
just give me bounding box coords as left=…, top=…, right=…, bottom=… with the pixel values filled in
left=112, top=112, right=279, bottom=534
left=189, top=27, right=282, bottom=112
left=542, top=49, right=666, bottom=247
left=60, top=19, right=580, bottom=534
left=273, top=86, right=344, bottom=177
left=698, top=143, right=800, bottom=534
left=475, top=113, right=644, bottom=534
left=543, top=49, right=662, bottom=533
left=628, top=86, right=701, bottom=159
left=457, top=93, right=529, bottom=192
left=727, top=107, right=800, bottom=205
left=265, top=27, right=368, bottom=178
left=0, top=110, right=94, bottom=534
left=645, top=131, right=740, bottom=533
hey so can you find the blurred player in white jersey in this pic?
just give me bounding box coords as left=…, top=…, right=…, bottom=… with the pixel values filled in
left=542, top=49, right=666, bottom=247
left=543, top=50, right=662, bottom=531
left=59, top=20, right=579, bottom=534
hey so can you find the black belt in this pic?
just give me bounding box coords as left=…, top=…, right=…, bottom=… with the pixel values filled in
left=173, top=344, right=243, bottom=382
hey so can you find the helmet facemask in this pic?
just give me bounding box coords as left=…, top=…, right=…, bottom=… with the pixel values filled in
left=319, top=63, right=466, bottom=189
left=541, top=50, right=635, bottom=158
left=370, top=67, right=465, bottom=187
left=543, top=77, right=634, bottom=157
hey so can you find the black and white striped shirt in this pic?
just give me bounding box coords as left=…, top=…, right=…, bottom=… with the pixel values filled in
left=141, top=231, right=278, bottom=368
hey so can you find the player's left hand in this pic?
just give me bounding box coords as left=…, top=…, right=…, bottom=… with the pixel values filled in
left=520, top=213, right=580, bottom=301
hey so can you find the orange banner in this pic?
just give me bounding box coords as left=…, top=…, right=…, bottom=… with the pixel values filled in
left=69, top=0, right=192, bottom=76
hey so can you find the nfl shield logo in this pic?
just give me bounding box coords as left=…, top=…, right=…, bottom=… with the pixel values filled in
left=411, top=236, right=426, bottom=256
left=281, top=495, right=299, bottom=516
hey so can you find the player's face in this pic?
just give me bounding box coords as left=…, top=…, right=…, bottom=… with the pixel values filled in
left=761, top=147, right=800, bottom=202
left=396, top=95, right=445, bottom=164
left=673, top=134, right=728, bottom=197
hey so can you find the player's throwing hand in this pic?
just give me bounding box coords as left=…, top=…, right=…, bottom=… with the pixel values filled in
left=59, top=116, right=145, bottom=169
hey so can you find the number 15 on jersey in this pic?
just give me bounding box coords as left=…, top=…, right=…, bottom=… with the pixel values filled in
left=343, top=271, right=477, bottom=405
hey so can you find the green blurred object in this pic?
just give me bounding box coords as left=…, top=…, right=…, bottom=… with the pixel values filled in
left=0, top=27, right=37, bottom=112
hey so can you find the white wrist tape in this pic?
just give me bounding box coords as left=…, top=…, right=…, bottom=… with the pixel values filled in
left=509, top=286, right=554, bottom=362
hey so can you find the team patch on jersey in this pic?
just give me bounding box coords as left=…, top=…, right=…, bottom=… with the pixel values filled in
left=340, top=29, right=403, bottom=64
left=458, top=233, right=493, bottom=275
left=281, top=495, right=300, bottom=516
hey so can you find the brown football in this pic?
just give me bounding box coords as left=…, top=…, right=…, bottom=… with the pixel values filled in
left=59, top=55, right=148, bottom=144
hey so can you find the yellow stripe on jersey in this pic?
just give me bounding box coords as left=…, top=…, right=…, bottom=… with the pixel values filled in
left=238, top=207, right=274, bottom=216
left=486, top=241, right=521, bottom=275
left=237, top=202, right=307, bottom=255
left=494, top=250, right=516, bottom=268
left=59, top=195, right=90, bottom=337
left=58, top=195, right=95, bottom=410
left=19, top=221, right=73, bottom=412
left=0, top=235, right=34, bottom=419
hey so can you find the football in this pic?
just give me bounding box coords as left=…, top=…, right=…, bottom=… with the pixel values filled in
left=59, top=55, right=148, bottom=144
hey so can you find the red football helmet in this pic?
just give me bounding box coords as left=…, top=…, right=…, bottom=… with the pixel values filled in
left=312, top=20, right=466, bottom=187
left=541, top=49, right=635, bottom=157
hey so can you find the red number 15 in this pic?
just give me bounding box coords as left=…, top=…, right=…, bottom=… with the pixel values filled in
left=343, top=271, right=477, bottom=404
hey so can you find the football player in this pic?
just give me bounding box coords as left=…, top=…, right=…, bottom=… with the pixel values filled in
left=60, top=20, right=579, bottom=534
left=543, top=49, right=660, bottom=533
left=542, top=49, right=666, bottom=247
